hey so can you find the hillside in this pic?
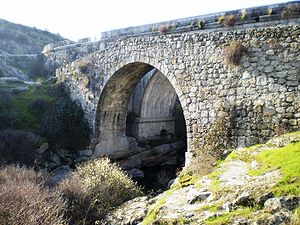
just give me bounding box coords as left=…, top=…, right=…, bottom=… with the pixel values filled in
left=0, top=19, right=64, bottom=54
left=0, top=19, right=66, bottom=79
left=103, top=132, right=300, bottom=224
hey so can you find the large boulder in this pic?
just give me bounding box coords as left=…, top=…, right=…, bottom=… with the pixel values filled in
left=118, top=141, right=186, bottom=169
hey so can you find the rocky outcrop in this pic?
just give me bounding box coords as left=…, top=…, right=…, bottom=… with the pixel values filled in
left=102, top=132, right=300, bottom=224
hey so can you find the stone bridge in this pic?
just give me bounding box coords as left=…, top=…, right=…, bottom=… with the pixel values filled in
left=45, top=2, right=300, bottom=174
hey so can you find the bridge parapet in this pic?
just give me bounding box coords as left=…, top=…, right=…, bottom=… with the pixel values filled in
left=101, top=1, right=300, bottom=40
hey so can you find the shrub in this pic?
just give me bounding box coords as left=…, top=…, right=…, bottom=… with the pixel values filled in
left=223, top=41, right=248, bottom=67
left=281, top=4, right=300, bottom=19
left=39, top=96, right=91, bottom=151
left=223, top=14, right=237, bottom=27
left=29, top=98, right=51, bottom=116
left=59, top=158, right=142, bottom=224
left=0, top=165, right=67, bottom=225
left=159, top=24, right=170, bottom=34
left=241, top=9, right=247, bottom=20
left=47, top=83, right=66, bottom=98
left=267, top=8, right=273, bottom=16
left=0, top=129, right=40, bottom=166
left=29, top=54, right=52, bottom=78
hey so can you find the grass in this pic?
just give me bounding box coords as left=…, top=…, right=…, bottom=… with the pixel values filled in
left=249, top=141, right=300, bottom=196
left=0, top=84, right=53, bottom=131
left=225, top=145, right=262, bottom=163
left=142, top=190, right=173, bottom=225
left=205, top=207, right=254, bottom=224
left=179, top=173, right=198, bottom=187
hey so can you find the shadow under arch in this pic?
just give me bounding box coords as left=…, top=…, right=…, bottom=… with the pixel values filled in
left=94, top=62, right=187, bottom=190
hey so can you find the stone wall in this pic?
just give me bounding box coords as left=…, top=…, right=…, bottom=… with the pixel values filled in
left=42, top=40, right=101, bottom=71
left=56, top=6, right=300, bottom=162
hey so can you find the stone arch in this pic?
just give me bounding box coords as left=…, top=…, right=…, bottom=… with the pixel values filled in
left=93, top=62, right=187, bottom=164
left=127, top=69, right=185, bottom=143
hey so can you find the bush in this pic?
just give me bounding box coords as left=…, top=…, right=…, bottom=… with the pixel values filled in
left=159, top=24, right=170, bottom=34
left=29, top=54, right=52, bottom=78
left=0, top=91, right=21, bottom=129
left=59, top=158, right=142, bottom=224
left=223, top=14, right=237, bottom=27
left=281, top=4, right=300, bottom=19
left=0, top=165, right=67, bottom=225
left=0, top=129, right=40, bottom=166
left=29, top=98, right=51, bottom=116
left=223, top=41, right=248, bottom=67
left=39, top=95, right=91, bottom=151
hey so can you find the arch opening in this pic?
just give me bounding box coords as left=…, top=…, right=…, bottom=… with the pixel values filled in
left=95, top=62, right=187, bottom=192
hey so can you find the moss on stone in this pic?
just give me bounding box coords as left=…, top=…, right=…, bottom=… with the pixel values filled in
left=250, top=141, right=300, bottom=196
left=142, top=190, right=173, bottom=225
left=205, top=207, right=255, bottom=224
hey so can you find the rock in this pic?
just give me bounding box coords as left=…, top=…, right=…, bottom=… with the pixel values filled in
left=94, top=136, right=139, bottom=160
left=78, top=149, right=93, bottom=157
left=103, top=196, right=149, bottom=225
left=48, top=165, right=71, bottom=186
left=118, top=141, right=186, bottom=169
left=0, top=76, right=27, bottom=84
left=233, top=192, right=254, bottom=208
left=45, top=76, right=57, bottom=84
left=57, top=149, right=70, bottom=158
left=50, top=154, right=61, bottom=166
left=75, top=155, right=89, bottom=163
left=257, top=192, right=274, bottom=206
left=167, top=179, right=176, bottom=189
left=11, top=86, right=29, bottom=94
left=266, top=133, right=300, bottom=147
left=127, top=168, right=144, bottom=178
left=251, top=160, right=260, bottom=170
left=282, top=196, right=300, bottom=211
left=264, top=198, right=282, bottom=213
left=36, top=142, right=49, bottom=154
left=222, top=202, right=233, bottom=212
left=222, top=149, right=232, bottom=158
left=188, top=191, right=212, bottom=204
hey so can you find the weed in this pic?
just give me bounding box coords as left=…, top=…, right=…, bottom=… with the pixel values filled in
left=223, top=14, right=237, bottom=27
left=281, top=4, right=300, bottom=19
left=218, top=16, right=224, bottom=24
left=241, top=9, right=247, bottom=20
left=159, top=24, right=170, bottom=34
left=267, top=8, right=273, bottom=16
left=223, top=40, right=248, bottom=67
left=197, top=20, right=204, bottom=29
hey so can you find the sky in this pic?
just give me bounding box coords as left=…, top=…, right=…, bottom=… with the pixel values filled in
left=0, top=0, right=294, bottom=41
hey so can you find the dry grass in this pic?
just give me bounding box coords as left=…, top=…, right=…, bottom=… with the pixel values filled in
left=223, top=41, right=248, bottom=67
left=0, top=165, right=67, bottom=225
left=281, top=4, right=300, bottom=19
left=59, top=157, right=143, bottom=224
left=223, top=14, right=237, bottom=27
left=158, top=24, right=170, bottom=34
